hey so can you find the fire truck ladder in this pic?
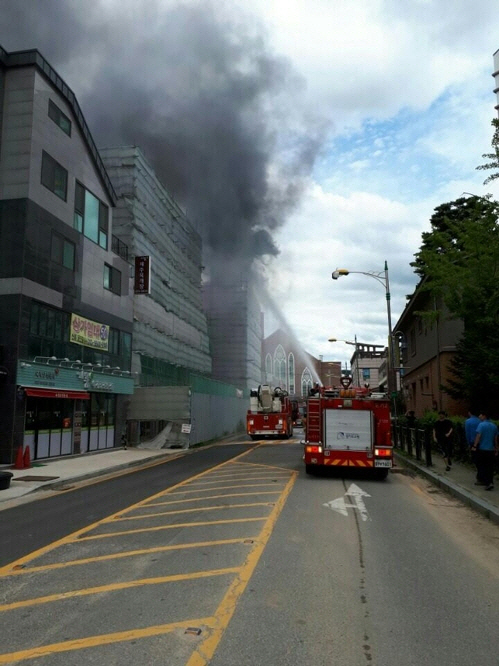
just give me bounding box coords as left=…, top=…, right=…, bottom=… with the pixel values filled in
left=307, top=398, right=321, bottom=441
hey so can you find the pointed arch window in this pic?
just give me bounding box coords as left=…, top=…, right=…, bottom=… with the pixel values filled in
left=274, top=345, right=287, bottom=389
left=265, top=353, right=273, bottom=380
left=288, top=353, right=295, bottom=394
left=301, top=368, right=313, bottom=397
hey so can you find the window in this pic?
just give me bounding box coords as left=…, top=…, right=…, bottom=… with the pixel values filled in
left=288, top=353, right=295, bottom=394
left=28, top=301, right=130, bottom=370
left=41, top=151, right=67, bottom=200
left=362, top=368, right=371, bottom=380
left=104, top=264, right=121, bottom=295
left=51, top=232, right=75, bottom=270
left=74, top=181, right=109, bottom=249
left=265, top=353, right=272, bottom=378
left=108, top=328, right=119, bottom=356
left=48, top=99, right=71, bottom=136
left=29, top=303, right=69, bottom=341
left=301, top=368, right=313, bottom=398
left=274, top=345, right=286, bottom=389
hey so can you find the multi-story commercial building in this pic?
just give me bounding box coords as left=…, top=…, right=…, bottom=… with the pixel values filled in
left=0, top=45, right=134, bottom=463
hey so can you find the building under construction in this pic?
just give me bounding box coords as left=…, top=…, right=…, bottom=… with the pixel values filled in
left=203, top=275, right=263, bottom=390
left=101, top=147, right=246, bottom=446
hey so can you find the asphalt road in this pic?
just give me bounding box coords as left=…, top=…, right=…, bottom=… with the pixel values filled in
left=0, top=442, right=256, bottom=566
left=1, top=439, right=499, bottom=665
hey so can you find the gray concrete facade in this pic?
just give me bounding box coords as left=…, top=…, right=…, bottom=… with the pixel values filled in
left=100, top=146, right=212, bottom=376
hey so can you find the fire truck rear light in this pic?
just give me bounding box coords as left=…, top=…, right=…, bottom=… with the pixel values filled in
left=375, top=448, right=392, bottom=457
left=248, top=419, right=254, bottom=425
left=306, top=445, right=322, bottom=454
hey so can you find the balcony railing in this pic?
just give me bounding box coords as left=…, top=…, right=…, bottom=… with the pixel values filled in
left=112, top=235, right=129, bottom=261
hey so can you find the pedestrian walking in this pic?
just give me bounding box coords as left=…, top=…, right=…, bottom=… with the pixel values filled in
left=406, top=410, right=416, bottom=428
left=471, top=411, right=499, bottom=491
left=465, top=410, right=480, bottom=480
left=433, top=411, right=453, bottom=471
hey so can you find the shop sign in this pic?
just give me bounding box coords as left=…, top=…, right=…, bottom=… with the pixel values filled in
left=77, top=369, right=114, bottom=392
left=134, top=255, right=151, bottom=294
left=17, top=363, right=135, bottom=395
left=70, top=314, right=109, bottom=351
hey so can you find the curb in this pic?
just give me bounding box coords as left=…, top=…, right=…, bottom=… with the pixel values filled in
left=394, top=452, right=499, bottom=526
left=6, top=450, right=186, bottom=499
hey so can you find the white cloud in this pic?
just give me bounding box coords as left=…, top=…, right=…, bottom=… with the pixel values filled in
left=243, top=0, right=499, bottom=368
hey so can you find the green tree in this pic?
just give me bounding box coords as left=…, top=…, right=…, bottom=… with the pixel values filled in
left=411, top=196, right=499, bottom=415
left=477, top=117, right=499, bottom=184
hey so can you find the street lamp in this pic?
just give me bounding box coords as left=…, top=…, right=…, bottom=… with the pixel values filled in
left=331, top=260, right=396, bottom=400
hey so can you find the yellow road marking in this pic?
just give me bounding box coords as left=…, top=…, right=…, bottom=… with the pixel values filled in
left=186, top=475, right=291, bottom=485
left=75, top=516, right=268, bottom=541
left=0, top=448, right=261, bottom=574
left=112, top=502, right=274, bottom=521
left=2, top=538, right=250, bottom=577
left=145, top=490, right=282, bottom=507
left=0, top=567, right=240, bottom=612
left=227, top=461, right=294, bottom=472
left=0, top=446, right=295, bottom=663
left=186, top=471, right=298, bottom=666
left=205, top=470, right=291, bottom=476
left=0, top=616, right=216, bottom=664
left=167, top=482, right=289, bottom=495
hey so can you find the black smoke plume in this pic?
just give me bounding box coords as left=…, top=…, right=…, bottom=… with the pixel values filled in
left=0, top=0, right=329, bottom=275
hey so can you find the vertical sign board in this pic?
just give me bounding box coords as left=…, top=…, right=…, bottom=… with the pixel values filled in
left=134, top=256, right=151, bottom=294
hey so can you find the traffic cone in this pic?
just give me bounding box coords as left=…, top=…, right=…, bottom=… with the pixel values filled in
left=14, top=446, right=24, bottom=470
left=23, top=446, right=31, bottom=469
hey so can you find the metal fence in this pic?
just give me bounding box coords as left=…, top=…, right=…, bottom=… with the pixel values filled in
left=393, top=421, right=497, bottom=470
left=392, top=425, right=433, bottom=466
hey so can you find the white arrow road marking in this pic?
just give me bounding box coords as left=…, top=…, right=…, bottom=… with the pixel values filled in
left=323, top=497, right=349, bottom=516
left=323, top=483, right=372, bottom=521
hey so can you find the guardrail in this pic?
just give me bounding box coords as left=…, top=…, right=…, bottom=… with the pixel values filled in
left=392, top=425, right=433, bottom=467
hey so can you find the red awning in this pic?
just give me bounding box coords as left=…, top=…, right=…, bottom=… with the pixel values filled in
left=25, top=388, right=90, bottom=400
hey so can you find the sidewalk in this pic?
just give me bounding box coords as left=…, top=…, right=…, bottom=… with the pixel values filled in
left=395, top=449, right=499, bottom=526
left=0, top=446, right=185, bottom=507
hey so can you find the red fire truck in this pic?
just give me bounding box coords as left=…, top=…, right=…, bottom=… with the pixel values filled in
left=247, top=385, right=294, bottom=440
left=303, top=378, right=393, bottom=479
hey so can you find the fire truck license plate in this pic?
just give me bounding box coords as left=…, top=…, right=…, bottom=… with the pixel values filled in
left=375, top=460, right=392, bottom=468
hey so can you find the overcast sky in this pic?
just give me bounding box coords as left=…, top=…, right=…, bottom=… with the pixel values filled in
left=2, top=0, right=499, bottom=368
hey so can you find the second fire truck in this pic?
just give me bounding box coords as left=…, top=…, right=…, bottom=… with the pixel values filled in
left=246, top=385, right=294, bottom=440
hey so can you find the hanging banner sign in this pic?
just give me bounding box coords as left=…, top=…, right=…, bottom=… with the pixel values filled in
left=134, top=255, right=151, bottom=294
left=70, top=313, right=109, bottom=351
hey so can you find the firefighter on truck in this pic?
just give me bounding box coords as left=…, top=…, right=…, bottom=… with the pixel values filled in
left=302, top=376, right=393, bottom=479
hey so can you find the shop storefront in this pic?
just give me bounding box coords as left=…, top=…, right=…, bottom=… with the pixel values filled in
left=17, top=361, right=134, bottom=460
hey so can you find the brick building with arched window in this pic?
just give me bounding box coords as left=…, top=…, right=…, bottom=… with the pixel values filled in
left=262, top=329, right=341, bottom=399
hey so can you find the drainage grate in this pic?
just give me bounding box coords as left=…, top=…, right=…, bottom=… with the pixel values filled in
left=184, top=628, right=202, bottom=636
left=14, top=475, right=60, bottom=482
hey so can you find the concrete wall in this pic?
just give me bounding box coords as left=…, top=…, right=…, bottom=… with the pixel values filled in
left=127, top=384, right=246, bottom=447
left=190, top=392, right=246, bottom=443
